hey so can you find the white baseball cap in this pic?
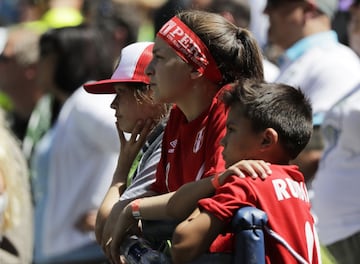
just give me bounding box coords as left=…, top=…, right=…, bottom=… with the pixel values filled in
left=84, top=41, right=154, bottom=94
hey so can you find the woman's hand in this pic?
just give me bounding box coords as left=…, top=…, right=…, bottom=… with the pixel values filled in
left=219, top=160, right=272, bottom=185
left=105, top=203, right=138, bottom=264
left=100, top=201, right=123, bottom=252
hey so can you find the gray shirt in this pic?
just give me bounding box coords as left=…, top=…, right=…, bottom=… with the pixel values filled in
left=120, top=122, right=165, bottom=200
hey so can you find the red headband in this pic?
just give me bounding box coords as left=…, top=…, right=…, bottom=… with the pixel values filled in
left=157, top=16, right=223, bottom=84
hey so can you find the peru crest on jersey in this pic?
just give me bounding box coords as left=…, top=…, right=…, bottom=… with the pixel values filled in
left=193, top=127, right=205, bottom=153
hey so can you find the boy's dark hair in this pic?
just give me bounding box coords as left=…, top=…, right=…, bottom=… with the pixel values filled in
left=222, top=81, right=313, bottom=159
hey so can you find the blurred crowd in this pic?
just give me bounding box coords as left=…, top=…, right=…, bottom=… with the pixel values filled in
left=0, top=0, right=359, bottom=263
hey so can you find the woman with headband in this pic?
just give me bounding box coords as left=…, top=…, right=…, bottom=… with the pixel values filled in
left=105, top=10, right=268, bottom=263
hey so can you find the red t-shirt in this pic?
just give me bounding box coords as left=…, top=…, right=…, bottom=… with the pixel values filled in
left=151, top=91, right=227, bottom=193
left=199, top=165, right=321, bottom=264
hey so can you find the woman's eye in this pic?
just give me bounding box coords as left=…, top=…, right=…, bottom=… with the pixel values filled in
left=154, top=54, right=163, bottom=60
left=227, top=127, right=234, bottom=133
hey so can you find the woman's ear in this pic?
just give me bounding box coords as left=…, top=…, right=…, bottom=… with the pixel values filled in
left=260, top=128, right=278, bottom=149
left=190, top=68, right=203, bottom=80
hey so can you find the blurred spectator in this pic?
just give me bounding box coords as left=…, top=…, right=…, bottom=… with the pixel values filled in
left=0, top=0, right=83, bottom=30
left=31, top=25, right=119, bottom=264
left=210, top=0, right=251, bottom=28
left=11, top=0, right=85, bottom=34
left=186, top=0, right=213, bottom=10
left=0, top=0, right=52, bottom=26
left=348, top=0, right=360, bottom=55
left=264, top=0, right=360, bottom=184
left=312, top=81, right=360, bottom=264
left=209, top=0, right=279, bottom=82
left=0, top=0, right=25, bottom=25
left=0, top=108, right=33, bottom=263
left=311, top=3, right=360, bottom=264
left=23, top=0, right=140, bottom=162
left=187, top=0, right=279, bottom=82
left=83, top=0, right=141, bottom=58
left=185, top=0, right=270, bottom=50
left=249, top=0, right=270, bottom=50
left=153, top=0, right=187, bottom=34
left=0, top=24, right=43, bottom=142
left=40, top=0, right=84, bottom=29
left=332, top=0, right=354, bottom=45
left=0, top=0, right=87, bottom=151
left=0, top=26, right=11, bottom=112
left=136, top=0, right=163, bottom=41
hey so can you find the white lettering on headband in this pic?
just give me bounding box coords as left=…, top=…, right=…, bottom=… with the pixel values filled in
left=158, top=16, right=222, bottom=84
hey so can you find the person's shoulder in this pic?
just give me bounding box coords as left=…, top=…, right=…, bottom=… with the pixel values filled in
left=328, top=42, right=359, bottom=59
left=235, top=165, right=303, bottom=184
left=311, top=40, right=360, bottom=63
left=71, top=86, right=114, bottom=112
left=302, top=44, right=360, bottom=78
left=263, top=59, right=280, bottom=82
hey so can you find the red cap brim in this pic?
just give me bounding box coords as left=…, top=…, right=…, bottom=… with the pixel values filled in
left=84, top=79, right=150, bottom=94
left=84, top=79, right=117, bottom=94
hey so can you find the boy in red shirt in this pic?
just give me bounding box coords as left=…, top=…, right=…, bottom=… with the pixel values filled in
left=169, top=81, right=321, bottom=264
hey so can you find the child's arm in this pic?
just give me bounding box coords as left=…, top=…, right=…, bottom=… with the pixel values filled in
left=95, top=120, right=153, bottom=243
left=171, top=208, right=225, bottom=264
left=167, top=160, right=271, bottom=220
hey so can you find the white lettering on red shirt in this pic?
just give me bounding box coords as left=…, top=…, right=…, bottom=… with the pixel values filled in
left=272, top=178, right=309, bottom=202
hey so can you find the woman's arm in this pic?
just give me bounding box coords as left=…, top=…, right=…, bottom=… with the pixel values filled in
left=106, top=160, right=270, bottom=262
left=167, top=160, right=271, bottom=221
left=171, top=208, right=225, bottom=264
left=107, top=192, right=175, bottom=263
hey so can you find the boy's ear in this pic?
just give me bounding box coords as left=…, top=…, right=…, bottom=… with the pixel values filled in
left=260, top=128, right=278, bottom=149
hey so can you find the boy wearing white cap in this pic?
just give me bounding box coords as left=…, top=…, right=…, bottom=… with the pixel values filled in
left=84, top=42, right=170, bottom=248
